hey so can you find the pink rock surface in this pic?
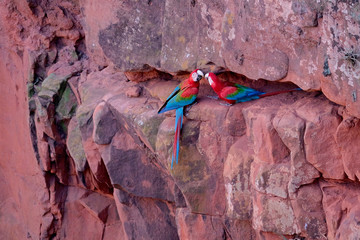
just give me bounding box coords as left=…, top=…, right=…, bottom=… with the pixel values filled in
left=321, top=181, right=360, bottom=239
left=336, top=116, right=360, bottom=181
left=253, top=192, right=299, bottom=235
left=176, top=208, right=225, bottom=240
left=59, top=196, right=104, bottom=239
left=243, top=103, right=291, bottom=164
left=92, top=102, right=118, bottom=145
left=296, top=97, right=344, bottom=179
left=114, top=189, right=178, bottom=240
left=291, top=184, right=327, bottom=240
left=224, top=136, right=253, bottom=220
left=0, top=17, right=48, bottom=240
left=273, top=107, right=320, bottom=195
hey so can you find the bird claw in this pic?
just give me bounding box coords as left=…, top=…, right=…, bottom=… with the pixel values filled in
left=207, top=95, right=219, bottom=100
left=220, top=102, right=233, bottom=107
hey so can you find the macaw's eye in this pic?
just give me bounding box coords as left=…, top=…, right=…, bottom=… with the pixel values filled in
left=195, top=70, right=204, bottom=81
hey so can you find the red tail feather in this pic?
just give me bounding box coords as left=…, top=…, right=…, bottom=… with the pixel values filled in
left=172, top=117, right=181, bottom=161
left=259, top=89, right=300, bottom=98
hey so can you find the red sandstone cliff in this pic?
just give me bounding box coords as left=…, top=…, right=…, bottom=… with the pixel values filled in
left=1, top=0, right=360, bottom=239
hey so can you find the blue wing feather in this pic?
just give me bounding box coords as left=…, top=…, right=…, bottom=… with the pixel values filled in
left=166, top=85, right=181, bottom=102
left=158, top=86, right=196, bottom=113
left=158, top=85, right=181, bottom=114
left=223, top=84, right=263, bottom=102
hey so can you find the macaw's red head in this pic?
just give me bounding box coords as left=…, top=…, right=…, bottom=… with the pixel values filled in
left=205, top=72, right=223, bottom=92
left=190, top=69, right=204, bottom=82
left=205, top=72, right=218, bottom=87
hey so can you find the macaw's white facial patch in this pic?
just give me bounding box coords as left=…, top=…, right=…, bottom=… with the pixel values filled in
left=197, top=70, right=204, bottom=77
left=192, top=72, right=198, bottom=81
left=205, top=73, right=214, bottom=85
left=208, top=76, right=214, bottom=86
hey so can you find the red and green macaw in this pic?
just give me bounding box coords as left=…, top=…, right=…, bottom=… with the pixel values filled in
left=158, top=69, right=204, bottom=169
left=205, top=72, right=301, bottom=105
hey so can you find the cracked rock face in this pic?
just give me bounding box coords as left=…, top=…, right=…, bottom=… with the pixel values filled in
left=2, top=0, right=360, bottom=239
left=85, top=0, right=360, bottom=118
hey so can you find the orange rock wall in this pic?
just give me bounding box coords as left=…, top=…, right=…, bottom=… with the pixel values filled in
left=1, top=0, right=360, bottom=239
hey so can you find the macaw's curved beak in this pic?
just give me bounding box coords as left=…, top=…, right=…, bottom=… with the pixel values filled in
left=196, top=70, right=204, bottom=81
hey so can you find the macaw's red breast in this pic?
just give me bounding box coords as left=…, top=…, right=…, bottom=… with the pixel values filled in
left=180, top=87, right=199, bottom=98
left=179, top=78, right=199, bottom=98
left=182, top=78, right=200, bottom=88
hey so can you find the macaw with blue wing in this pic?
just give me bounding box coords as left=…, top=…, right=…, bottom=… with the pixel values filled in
left=205, top=72, right=301, bottom=104
left=158, top=69, right=204, bottom=169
